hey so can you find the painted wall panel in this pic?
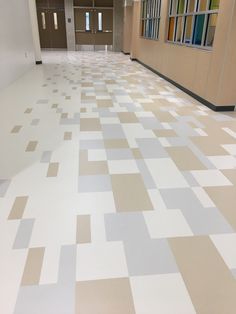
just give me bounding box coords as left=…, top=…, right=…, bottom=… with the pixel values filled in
left=0, top=0, right=35, bottom=90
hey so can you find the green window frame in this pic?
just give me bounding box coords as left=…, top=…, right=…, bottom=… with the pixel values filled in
left=141, top=0, right=162, bottom=40
left=167, top=0, right=220, bottom=49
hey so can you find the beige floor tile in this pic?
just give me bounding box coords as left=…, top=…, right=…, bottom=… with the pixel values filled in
left=166, top=147, right=206, bottom=171
left=24, top=108, right=32, bottom=114
left=21, top=248, right=45, bottom=286
left=76, top=278, right=135, bottom=314
left=79, top=151, right=108, bottom=175
left=82, top=82, right=93, bottom=87
left=104, top=139, right=129, bottom=149
left=97, top=99, right=113, bottom=108
left=222, top=169, right=236, bottom=185
left=192, top=137, right=229, bottom=156
left=76, top=215, right=91, bottom=244
left=80, top=118, right=101, bottom=131
left=204, top=186, right=236, bottom=229
left=111, top=174, right=153, bottom=212
left=81, top=93, right=95, bottom=101
left=26, top=141, right=38, bottom=152
left=105, top=80, right=116, bottom=84
left=11, top=125, right=22, bottom=134
left=64, top=132, right=72, bottom=140
left=132, top=148, right=143, bottom=159
left=8, top=196, right=28, bottom=220
left=61, top=113, right=68, bottom=119
left=169, top=236, right=236, bottom=314
left=118, top=112, right=138, bottom=123
left=154, top=110, right=176, bottom=122
left=47, top=162, right=59, bottom=177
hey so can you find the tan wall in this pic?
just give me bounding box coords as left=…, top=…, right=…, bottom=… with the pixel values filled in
left=217, top=1, right=236, bottom=104
left=130, top=0, right=236, bottom=107
left=123, top=4, right=133, bottom=53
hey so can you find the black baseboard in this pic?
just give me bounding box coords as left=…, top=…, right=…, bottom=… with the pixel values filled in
left=131, top=58, right=235, bottom=112
left=36, top=61, right=42, bottom=65
left=122, top=51, right=130, bottom=55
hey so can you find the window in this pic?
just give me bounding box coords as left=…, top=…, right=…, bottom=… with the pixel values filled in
left=85, top=12, right=90, bottom=31
left=53, top=12, right=58, bottom=30
left=41, top=12, right=46, bottom=30
left=98, top=12, right=103, bottom=31
left=141, top=0, right=162, bottom=40
left=167, top=0, right=220, bottom=48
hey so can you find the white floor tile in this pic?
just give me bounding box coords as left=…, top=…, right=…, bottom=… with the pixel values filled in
left=76, top=242, right=128, bottom=281
left=108, top=160, right=139, bottom=174
left=88, top=149, right=107, bottom=161
left=211, top=234, right=236, bottom=269
left=191, top=170, right=232, bottom=187
left=145, top=158, right=189, bottom=189
left=130, top=273, right=196, bottom=314
left=143, top=210, right=193, bottom=238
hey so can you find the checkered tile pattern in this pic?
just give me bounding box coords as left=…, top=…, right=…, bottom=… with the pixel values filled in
left=0, top=51, right=236, bottom=314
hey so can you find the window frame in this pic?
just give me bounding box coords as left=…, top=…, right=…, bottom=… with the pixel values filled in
left=140, top=0, right=162, bottom=41
left=167, top=0, right=220, bottom=50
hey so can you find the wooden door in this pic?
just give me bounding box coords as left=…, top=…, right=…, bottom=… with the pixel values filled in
left=74, top=8, right=95, bottom=45
left=37, top=9, right=51, bottom=48
left=94, top=9, right=113, bottom=45
left=36, top=0, right=67, bottom=49
left=49, top=9, right=67, bottom=48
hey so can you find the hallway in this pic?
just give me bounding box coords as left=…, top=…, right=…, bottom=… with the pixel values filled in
left=1, top=51, right=236, bottom=313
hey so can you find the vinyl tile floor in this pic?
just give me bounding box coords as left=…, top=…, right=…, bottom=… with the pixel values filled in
left=0, top=51, right=236, bottom=314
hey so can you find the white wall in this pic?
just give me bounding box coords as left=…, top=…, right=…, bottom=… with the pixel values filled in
left=0, top=0, right=35, bottom=90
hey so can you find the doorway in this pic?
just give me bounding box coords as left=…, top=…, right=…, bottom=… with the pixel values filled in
left=36, top=0, right=67, bottom=49
left=74, top=0, right=113, bottom=50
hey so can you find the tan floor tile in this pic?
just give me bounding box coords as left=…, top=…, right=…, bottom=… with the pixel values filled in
left=169, top=236, right=236, bottom=314
left=47, top=162, right=59, bottom=177
left=129, top=92, right=144, bottom=99
left=81, top=93, right=95, bottom=101
left=111, top=174, right=153, bottom=212
left=204, top=186, right=236, bottom=229
left=61, top=113, right=68, bottom=119
left=24, top=108, right=32, bottom=114
left=64, top=132, right=72, bottom=140
left=154, top=129, right=177, bottom=137
left=21, top=248, right=45, bottom=286
left=132, top=148, right=143, bottom=159
left=8, top=196, right=28, bottom=220
left=142, top=102, right=161, bottom=112
left=80, top=108, right=86, bottom=113
left=26, top=141, right=38, bottom=152
left=11, top=125, right=22, bottom=134
left=80, top=118, right=101, bottom=131
left=79, top=151, right=108, bottom=175
left=76, top=278, right=135, bottom=314
left=76, top=215, right=91, bottom=244
left=118, top=112, right=138, bottom=123
left=104, top=139, right=129, bottom=149
left=97, top=99, right=113, bottom=108
left=51, top=104, right=58, bottom=109
left=222, top=169, right=236, bottom=185
left=82, top=82, right=93, bottom=87
left=154, top=110, right=176, bottom=122
left=192, top=137, right=229, bottom=156
left=105, top=80, right=116, bottom=84
left=166, top=147, right=206, bottom=170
